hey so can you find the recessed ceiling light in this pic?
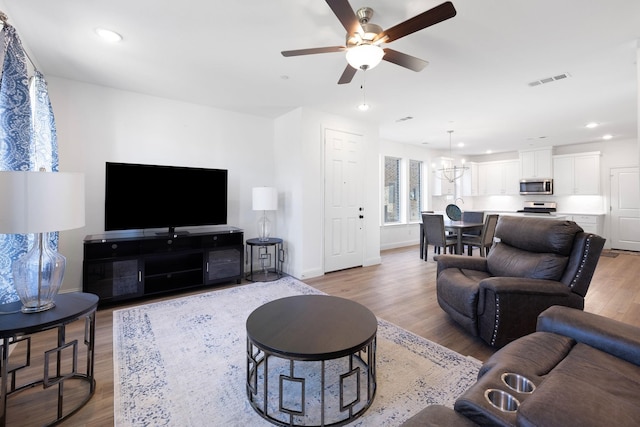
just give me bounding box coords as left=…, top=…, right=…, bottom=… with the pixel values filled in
left=457, top=142, right=464, bottom=148
left=486, top=150, right=493, bottom=154
left=95, top=28, right=123, bottom=43
left=602, top=134, right=613, bottom=140
left=585, top=122, right=599, bottom=129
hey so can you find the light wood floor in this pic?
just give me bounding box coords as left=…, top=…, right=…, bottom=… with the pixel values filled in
left=7, top=246, right=640, bottom=426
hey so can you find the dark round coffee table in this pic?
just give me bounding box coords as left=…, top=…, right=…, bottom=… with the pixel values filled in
left=246, top=295, right=377, bottom=427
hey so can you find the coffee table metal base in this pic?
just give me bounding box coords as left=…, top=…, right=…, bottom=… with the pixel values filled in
left=247, top=339, right=376, bottom=427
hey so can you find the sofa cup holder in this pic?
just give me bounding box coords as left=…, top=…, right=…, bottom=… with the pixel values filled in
left=501, top=373, right=536, bottom=394
left=485, top=389, right=520, bottom=412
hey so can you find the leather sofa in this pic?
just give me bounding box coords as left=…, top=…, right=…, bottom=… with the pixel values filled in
left=401, top=306, right=640, bottom=426
left=435, top=216, right=605, bottom=347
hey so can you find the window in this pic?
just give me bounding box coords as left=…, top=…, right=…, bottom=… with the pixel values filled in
left=381, top=156, right=426, bottom=225
left=409, top=160, right=423, bottom=222
left=384, top=157, right=400, bottom=223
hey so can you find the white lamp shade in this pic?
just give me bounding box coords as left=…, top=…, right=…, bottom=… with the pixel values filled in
left=346, top=44, right=384, bottom=70
left=252, top=187, right=277, bottom=211
left=0, top=171, right=85, bottom=233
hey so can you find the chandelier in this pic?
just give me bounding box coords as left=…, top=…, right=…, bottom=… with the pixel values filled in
left=437, top=130, right=468, bottom=183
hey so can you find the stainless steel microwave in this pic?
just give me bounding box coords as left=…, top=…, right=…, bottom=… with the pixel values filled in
left=519, top=179, right=553, bottom=195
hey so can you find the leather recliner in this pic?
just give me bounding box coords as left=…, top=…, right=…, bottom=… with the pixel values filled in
left=435, top=216, right=605, bottom=347
left=402, top=306, right=640, bottom=426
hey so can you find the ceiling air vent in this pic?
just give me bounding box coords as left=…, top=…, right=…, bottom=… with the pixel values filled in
left=396, top=116, right=414, bottom=122
left=528, top=73, right=571, bottom=87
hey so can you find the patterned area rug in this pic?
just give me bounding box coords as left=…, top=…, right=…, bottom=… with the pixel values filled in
left=113, top=277, right=480, bottom=426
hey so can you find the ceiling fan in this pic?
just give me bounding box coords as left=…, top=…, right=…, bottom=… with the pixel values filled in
left=281, top=0, right=457, bottom=84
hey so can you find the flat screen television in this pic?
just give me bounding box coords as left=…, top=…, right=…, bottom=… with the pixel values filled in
left=105, top=162, right=228, bottom=233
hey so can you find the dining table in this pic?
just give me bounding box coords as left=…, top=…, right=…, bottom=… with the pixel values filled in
left=443, top=219, right=484, bottom=255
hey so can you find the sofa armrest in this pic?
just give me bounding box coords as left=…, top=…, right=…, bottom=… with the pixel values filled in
left=436, top=254, right=488, bottom=276
left=537, top=305, right=640, bottom=366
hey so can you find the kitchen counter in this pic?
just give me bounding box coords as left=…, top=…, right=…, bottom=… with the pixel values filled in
left=486, top=211, right=568, bottom=220
left=556, top=211, right=607, bottom=216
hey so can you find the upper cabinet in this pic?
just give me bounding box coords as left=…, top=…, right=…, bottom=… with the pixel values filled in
left=552, top=152, right=601, bottom=195
left=478, top=160, right=519, bottom=195
left=460, top=162, right=479, bottom=197
left=432, top=157, right=455, bottom=196
left=519, top=148, right=553, bottom=179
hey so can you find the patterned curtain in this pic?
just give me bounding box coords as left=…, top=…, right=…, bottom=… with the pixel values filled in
left=0, top=23, right=58, bottom=304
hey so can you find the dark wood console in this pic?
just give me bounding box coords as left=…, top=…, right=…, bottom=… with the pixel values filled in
left=82, top=226, right=243, bottom=304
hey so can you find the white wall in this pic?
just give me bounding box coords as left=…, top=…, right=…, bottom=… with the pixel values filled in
left=274, top=108, right=381, bottom=279
left=49, top=77, right=275, bottom=293
left=49, top=76, right=382, bottom=293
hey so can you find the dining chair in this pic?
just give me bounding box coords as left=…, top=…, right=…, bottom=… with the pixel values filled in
left=461, top=214, right=499, bottom=257
left=422, top=213, right=457, bottom=261
left=461, top=211, right=484, bottom=254
left=419, top=211, right=434, bottom=259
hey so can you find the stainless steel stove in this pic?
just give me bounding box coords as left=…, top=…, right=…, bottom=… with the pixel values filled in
left=517, top=201, right=557, bottom=215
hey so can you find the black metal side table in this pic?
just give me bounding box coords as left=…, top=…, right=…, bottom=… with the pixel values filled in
left=0, top=292, right=98, bottom=426
left=246, top=237, right=284, bottom=282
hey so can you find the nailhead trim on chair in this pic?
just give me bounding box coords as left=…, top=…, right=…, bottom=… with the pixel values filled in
left=491, top=295, right=501, bottom=346
left=570, top=235, right=593, bottom=290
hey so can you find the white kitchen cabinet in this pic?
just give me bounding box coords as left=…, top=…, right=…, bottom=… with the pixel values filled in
left=553, top=152, right=601, bottom=195
left=460, top=162, right=478, bottom=197
left=570, top=214, right=601, bottom=235
left=478, top=160, right=519, bottom=195
left=432, top=157, right=455, bottom=196
left=520, top=148, right=553, bottom=178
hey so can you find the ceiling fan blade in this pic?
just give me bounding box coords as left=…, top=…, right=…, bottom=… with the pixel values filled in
left=383, top=48, right=429, bottom=72
left=326, top=0, right=363, bottom=36
left=281, top=46, right=345, bottom=57
left=376, top=1, right=456, bottom=43
left=338, top=64, right=357, bottom=84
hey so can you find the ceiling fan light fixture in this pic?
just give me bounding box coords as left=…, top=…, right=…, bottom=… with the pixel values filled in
left=346, top=44, right=384, bottom=70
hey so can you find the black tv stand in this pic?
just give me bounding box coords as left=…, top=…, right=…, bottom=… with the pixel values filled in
left=155, top=227, right=190, bottom=237
left=83, top=226, right=244, bottom=304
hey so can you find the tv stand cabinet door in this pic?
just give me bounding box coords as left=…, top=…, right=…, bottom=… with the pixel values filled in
left=83, top=258, right=143, bottom=302
left=205, top=246, right=243, bottom=284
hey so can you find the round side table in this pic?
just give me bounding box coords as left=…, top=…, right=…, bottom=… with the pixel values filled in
left=246, top=237, right=284, bottom=282
left=0, top=292, right=98, bottom=426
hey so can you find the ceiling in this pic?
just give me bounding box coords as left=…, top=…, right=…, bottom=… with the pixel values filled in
left=3, top=0, right=640, bottom=155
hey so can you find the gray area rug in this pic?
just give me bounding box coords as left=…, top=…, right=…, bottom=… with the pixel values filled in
left=113, top=277, right=481, bottom=426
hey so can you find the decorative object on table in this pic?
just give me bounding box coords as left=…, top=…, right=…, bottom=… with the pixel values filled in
left=113, top=277, right=480, bottom=426
left=252, top=187, right=278, bottom=241
left=445, top=203, right=462, bottom=221
left=281, top=1, right=456, bottom=84
left=0, top=170, right=85, bottom=312
left=435, top=130, right=469, bottom=183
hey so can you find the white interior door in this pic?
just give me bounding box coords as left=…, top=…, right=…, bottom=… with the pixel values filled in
left=610, top=167, right=640, bottom=251
left=324, top=128, right=364, bottom=273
